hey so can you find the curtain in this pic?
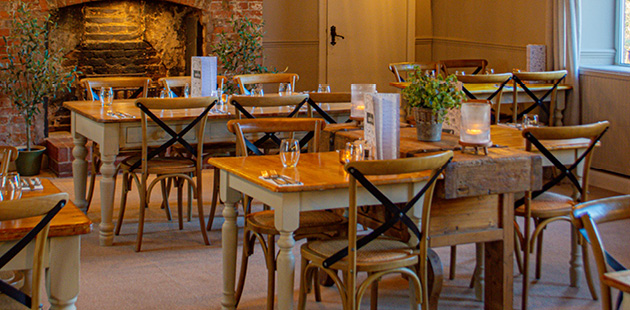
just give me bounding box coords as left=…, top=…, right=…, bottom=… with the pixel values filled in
left=552, top=0, right=581, bottom=125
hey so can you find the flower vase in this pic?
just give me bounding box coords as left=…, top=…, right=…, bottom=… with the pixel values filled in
left=413, top=107, right=442, bottom=141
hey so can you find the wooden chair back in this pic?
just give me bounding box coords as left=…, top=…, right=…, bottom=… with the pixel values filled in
left=81, top=77, right=152, bottom=100
left=572, top=195, right=630, bottom=310
left=0, top=146, right=18, bottom=174
left=306, top=92, right=351, bottom=123
left=511, top=70, right=567, bottom=125
left=388, top=62, right=440, bottom=82
left=227, top=118, right=325, bottom=156
left=233, top=73, right=299, bottom=95
left=521, top=121, right=610, bottom=204
left=327, top=151, right=452, bottom=309
left=133, top=97, right=217, bottom=174
left=457, top=73, right=513, bottom=124
left=229, top=93, right=309, bottom=119
left=0, top=193, right=68, bottom=310
left=439, top=59, right=488, bottom=76
left=158, top=75, right=227, bottom=97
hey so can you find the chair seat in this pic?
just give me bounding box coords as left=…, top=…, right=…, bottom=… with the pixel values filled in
left=301, top=237, right=417, bottom=271
left=515, top=191, right=576, bottom=219
left=247, top=210, right=347, bottom=236
left=120, top=156, right=196, bottom=174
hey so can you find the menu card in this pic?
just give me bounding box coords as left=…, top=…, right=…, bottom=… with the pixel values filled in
left=191, top=56, right=217, bottom=97
left=364, top=93, right=400, bottom=160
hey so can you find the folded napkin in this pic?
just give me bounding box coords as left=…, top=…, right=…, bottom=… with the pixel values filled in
left=258, top=176, right=303, bottom=186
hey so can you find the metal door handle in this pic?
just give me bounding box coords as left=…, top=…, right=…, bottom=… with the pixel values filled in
left=330, top=26, right=345, bottom=46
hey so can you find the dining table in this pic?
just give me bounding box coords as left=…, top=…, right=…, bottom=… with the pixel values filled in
left=210, top=125, right=545, bottom=310
left=602, top=270, right=630, bottom=310
left=0, top=178, right=92, bottom=310
left=389, top=82, right=572, bottom=126
left=63, top=95, right=350, bottom=246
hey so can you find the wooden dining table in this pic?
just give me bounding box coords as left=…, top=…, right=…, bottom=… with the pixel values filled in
left=390, top=82, right=572, bottom=126
left=0, top=178, right=92, bottom=310
left=603, top=270, right=630, bottom=310
left=210, top=125, right=544, bottom=310
left=63, top=96, right=350, bottom=246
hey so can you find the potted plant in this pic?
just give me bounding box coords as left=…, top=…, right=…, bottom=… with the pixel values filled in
left=402, top=69, right=464, bottom=141
left=0, top=1, right=77, bottom=176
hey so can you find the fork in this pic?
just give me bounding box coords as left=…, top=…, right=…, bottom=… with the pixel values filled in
left=269, top=170, right=296, bottom=185
left=261, top=170, right=286, bottom=185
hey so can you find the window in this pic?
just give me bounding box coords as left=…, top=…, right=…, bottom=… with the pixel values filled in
left=618, top=0, right=630, bottom=64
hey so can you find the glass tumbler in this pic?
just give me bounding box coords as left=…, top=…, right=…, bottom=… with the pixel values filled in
left=0, top=172, right=22, bottom=201
left=317, top=84, right=331, bottom=93
left=279, top=83, right=292, bottom=96
left=522, top=114, right=539, bottom=129
left=280, top=139, right=300, bottom=168
left=100, top=87, right=113, bottom=107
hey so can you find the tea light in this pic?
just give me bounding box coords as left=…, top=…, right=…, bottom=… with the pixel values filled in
left=351, top=84, right=376, bottom=119
left=459, top=100, right=492, bottom=155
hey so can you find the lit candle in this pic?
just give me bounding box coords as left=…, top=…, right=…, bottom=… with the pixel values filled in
left=465, top=128, right=483, bottom=135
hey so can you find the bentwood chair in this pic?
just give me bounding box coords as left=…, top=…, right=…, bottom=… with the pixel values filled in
left=114, top=97, right=216, bottom=251
left=158, top=75, right=228, bottom=98
left=511, top=70, right=567, bottom=125
left=234, top=73, right=299, bottom=95
left=439, top=59, right=488, bottom=76
left=514, top=121, right=609, bottom=309
left=306, top=92, right=352, bottom=124
left=299, top=151, right=453, bottom=310
left=573, top=195, right=630, bottom=310
left=0, top=145, right=18, bottom=174
left=0, top=193, right=67, bottom=310
left=228, top=118, right=348, bottom=310
left=388, top=62, right=440, bottom=82
left=81, top=77, right=152, bottom=211
left=457, top=73, right=513, bottom=124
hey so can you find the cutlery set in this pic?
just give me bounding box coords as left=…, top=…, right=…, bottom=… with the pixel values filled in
left=21, top=177, right=43, bottom=191
left=261, top=170, right=299, bottom=185
left=106, top=111, right=136, bottom=119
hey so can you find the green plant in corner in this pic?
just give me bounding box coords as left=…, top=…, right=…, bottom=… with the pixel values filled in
left=211, top=15, right=274, bottom=94
left=0, top=1, right=77, bottom=151
left=402, top=69, right=464, bottom=123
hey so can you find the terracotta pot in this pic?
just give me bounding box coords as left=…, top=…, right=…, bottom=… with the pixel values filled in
left=412, top=107, right=443, bottom=141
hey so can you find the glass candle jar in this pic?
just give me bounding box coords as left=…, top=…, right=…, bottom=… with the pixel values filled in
left=460, top=100, right=491, bottom=144
left=351, top=84, right=376, bottom=119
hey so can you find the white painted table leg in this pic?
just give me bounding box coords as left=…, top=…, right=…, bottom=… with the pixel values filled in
left=555, top=91, right=566, bottom=126
left=47, top=236, right=80, bottom=310
left=569, top=226, right=582, bottom=287
left=71, top=136, right=88, bottom=212
left=277, top=231, right=296, bottom=310
left=221, top=170, right=243, bottom=310
left=99, top=154, right=117, bottom=246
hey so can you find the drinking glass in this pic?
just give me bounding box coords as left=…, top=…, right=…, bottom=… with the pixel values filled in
left=280, top=138, right=300, bottom=168
left=522, top=114, right=539, bottom=129
left=278, top=83, right=292, bottom=96
left=100, top=87, right=113, bottom=107
left=0, top=172, right=22, bottom=201
left=317, top=84, right=331, bottom=93
left=251, top=84, right=264, bottom=96
left=183, top=83, right=190, bottom=98
left=159, top=89, right=167, bottom=99
left=345, top=141, right=364, bottom=162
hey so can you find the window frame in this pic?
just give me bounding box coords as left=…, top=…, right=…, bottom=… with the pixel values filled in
left=616, top=0, right=630, bottom=65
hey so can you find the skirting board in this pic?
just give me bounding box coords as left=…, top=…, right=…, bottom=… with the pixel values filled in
left=590, top=169, right=630, bottom=194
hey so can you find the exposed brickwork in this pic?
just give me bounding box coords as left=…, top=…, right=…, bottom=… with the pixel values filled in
left=0, top=0, right=263, bottom=149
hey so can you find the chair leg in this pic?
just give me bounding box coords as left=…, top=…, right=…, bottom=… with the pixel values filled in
left=449, top=245, right=457, bottom=280
left=187, top=181, right=193, bottom=222
left=298, top=257, right=309, bottom=310
left=86, top=149, right=101, bottom=212
left=370, top=275, right=378, bottom=310
left=266, top=234, right=276, bottom=310
left=160, top=179, right=172, bottom=221
left=207, top=168, right=220, bottom=231
left=313, top=269, right=322, bottom=302
left=194, top=178, right=210, bottom=246
left=135, top=186, right=147, bottom=252
left=235, top=230, right=255, bottom=307
left=115, top=172, right=130, bottom=236
left=469, top=243, right=484, bottom=302
left=580, top=237, right=598, bottom=300
left=177, top=177, right=184, bottom=230
left=535, top=228, right=544, bottom=280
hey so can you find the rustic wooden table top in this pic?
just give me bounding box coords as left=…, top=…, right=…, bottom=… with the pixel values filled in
left=0, top=179, right=92, bottom=241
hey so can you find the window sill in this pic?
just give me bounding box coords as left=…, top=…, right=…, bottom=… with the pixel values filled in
left=580, top=65, right=630, bottom=79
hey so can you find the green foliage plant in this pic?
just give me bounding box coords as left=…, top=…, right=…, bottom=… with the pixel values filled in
left=402, top=68, right=464, bottom=123
left=0, top=1, right=77, bottom=150
left=211, top=15, right=273, bottom=94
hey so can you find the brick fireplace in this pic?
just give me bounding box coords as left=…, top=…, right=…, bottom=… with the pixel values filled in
left=0, top=0, right=263, bottom=175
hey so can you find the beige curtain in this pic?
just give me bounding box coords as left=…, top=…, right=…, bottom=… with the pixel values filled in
left=551, top=0, right=581, bottom=125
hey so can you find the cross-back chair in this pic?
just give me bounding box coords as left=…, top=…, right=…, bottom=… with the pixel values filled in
left=511, top=70, right=567, bottom=125
left=439, top=59, right=488, bottom=76
left=114, top=97, right=216, bottom=251
left=388, top=62, right=440, bottom=82
left=457, top=73, right=513, bottom=124
left=158, top=75, right=227, bottom=98
left=82, top=77, right=152, bottom=212
left=514, top=121, right=610, bottom=308
left=573, top=195, right=630, bottom=310
left=0, top=193, right=67, bottom=310
left=0, top=146, right=18, bottom=174
left=227, top=117, right=348, bottom=310
left=298, top=151, right=453, bottom=310
left=306, top=92, right=352, bottom=124
left=234, top=73, right=299, bottom=95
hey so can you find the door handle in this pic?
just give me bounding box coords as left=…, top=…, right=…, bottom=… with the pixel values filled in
left=330, top=25, right=345, bottom=46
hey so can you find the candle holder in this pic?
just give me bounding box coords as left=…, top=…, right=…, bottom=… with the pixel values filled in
left=459, top=100, right=492, bottom=155
left=350, top=84, right=376, bottom=120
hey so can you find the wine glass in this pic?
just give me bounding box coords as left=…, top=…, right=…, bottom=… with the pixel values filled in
left=317, top=84, right=331, bottom=93
left=280, top=139, right=300, bottom=168
left=0, top=172, right=22, bottom=201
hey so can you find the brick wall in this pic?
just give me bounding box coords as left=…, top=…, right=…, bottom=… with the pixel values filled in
left=0, top=0, right=262, bottom=147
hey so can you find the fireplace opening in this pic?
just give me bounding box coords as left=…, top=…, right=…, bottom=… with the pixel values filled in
left=48, top=0, right=204, bottom=132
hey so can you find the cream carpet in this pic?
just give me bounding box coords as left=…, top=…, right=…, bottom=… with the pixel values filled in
left=2, top=170, right=628, bottom=309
